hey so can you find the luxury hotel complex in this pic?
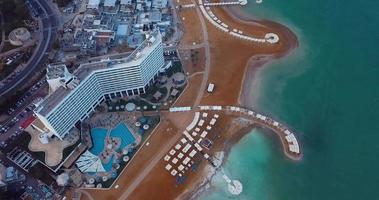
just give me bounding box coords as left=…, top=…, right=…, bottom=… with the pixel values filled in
left=34, top=31, right=166, bottom=139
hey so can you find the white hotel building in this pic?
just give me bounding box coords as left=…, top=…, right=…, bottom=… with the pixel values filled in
left=34, top=31, right=166, bottom=139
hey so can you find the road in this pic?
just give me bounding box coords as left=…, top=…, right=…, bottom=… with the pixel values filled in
left=0, top=0, right=58, bottom=96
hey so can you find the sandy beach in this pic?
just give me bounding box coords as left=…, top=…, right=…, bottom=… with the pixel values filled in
left=70, top=2, right=299, bottom=200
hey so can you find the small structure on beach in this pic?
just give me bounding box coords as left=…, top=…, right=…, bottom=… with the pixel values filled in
left=207, top=83, right=215, bottom=93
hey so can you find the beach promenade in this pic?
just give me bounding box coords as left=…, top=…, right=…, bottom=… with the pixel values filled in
left=171, top=105, right=301, bottom=159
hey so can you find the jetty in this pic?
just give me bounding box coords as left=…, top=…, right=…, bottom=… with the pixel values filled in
left=169, top=105, right=302, bottom=160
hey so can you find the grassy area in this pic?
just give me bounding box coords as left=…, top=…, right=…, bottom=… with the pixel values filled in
left=0, top=0, right=30, bottom=36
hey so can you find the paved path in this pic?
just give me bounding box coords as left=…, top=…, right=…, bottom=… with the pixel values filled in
left=191, top=0, right=211, bottom=107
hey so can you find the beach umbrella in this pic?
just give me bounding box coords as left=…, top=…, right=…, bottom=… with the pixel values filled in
left=123, top=156, right=130, bottom=162
left=88, top=178, right=95, bottom=184
left=122, top=148, right=129, bottom=155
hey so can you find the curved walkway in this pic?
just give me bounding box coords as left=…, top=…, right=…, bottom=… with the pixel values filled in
left=198, top=1, right=280, bottom=44
left=170, top=105, right=302, bottom=158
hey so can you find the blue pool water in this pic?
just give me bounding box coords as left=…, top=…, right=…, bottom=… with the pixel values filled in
left=89, top=123, right=135, bottom=172
left=110, top=123, right=136, bottom=148
left=90, top=128, right=108, bottom=155
left=89, top=128, right=113, bottom=172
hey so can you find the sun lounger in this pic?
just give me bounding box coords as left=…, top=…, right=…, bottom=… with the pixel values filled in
left=169, top=149, right=176, bottom=156
left=183, top=157, right=191, bottom=165
left=189, top=149, right=197, bottom=157
left=165, top=164, right=172, bottom=170
left=182, top=143, right=192, bottom=153
left=178, top=153, right=184, bottom=159
left=200, top=131, right=208, bottom=138
left=198, top=119, right=205, bottom=126
left=164, top=155, right=171, bottom=161
left=180, top=138, right=187, bottom=144
left=192, top=132, right=198, bottom=137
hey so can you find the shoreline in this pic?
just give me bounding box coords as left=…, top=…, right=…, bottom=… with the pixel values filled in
left=183, top=5, right=300, bottom=200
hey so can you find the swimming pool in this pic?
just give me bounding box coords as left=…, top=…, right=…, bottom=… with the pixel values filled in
left=89, top=128, right=113, bottom=172
left=110, top=123, right=136, bottom=148
left=89, top=123, right=135, bottom=173
left=90, top=128, right=108, bottom=155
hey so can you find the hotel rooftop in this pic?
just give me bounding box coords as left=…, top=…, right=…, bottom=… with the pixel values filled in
left=35, top=32, right=161, bottom=116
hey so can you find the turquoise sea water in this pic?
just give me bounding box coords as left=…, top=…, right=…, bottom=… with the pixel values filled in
left=201, top=0, right=379, bottom=199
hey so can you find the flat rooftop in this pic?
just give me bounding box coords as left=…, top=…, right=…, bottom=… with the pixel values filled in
left=35, top=31, right=161, bottom=116
left=46, top=64, right=66, bottom=80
